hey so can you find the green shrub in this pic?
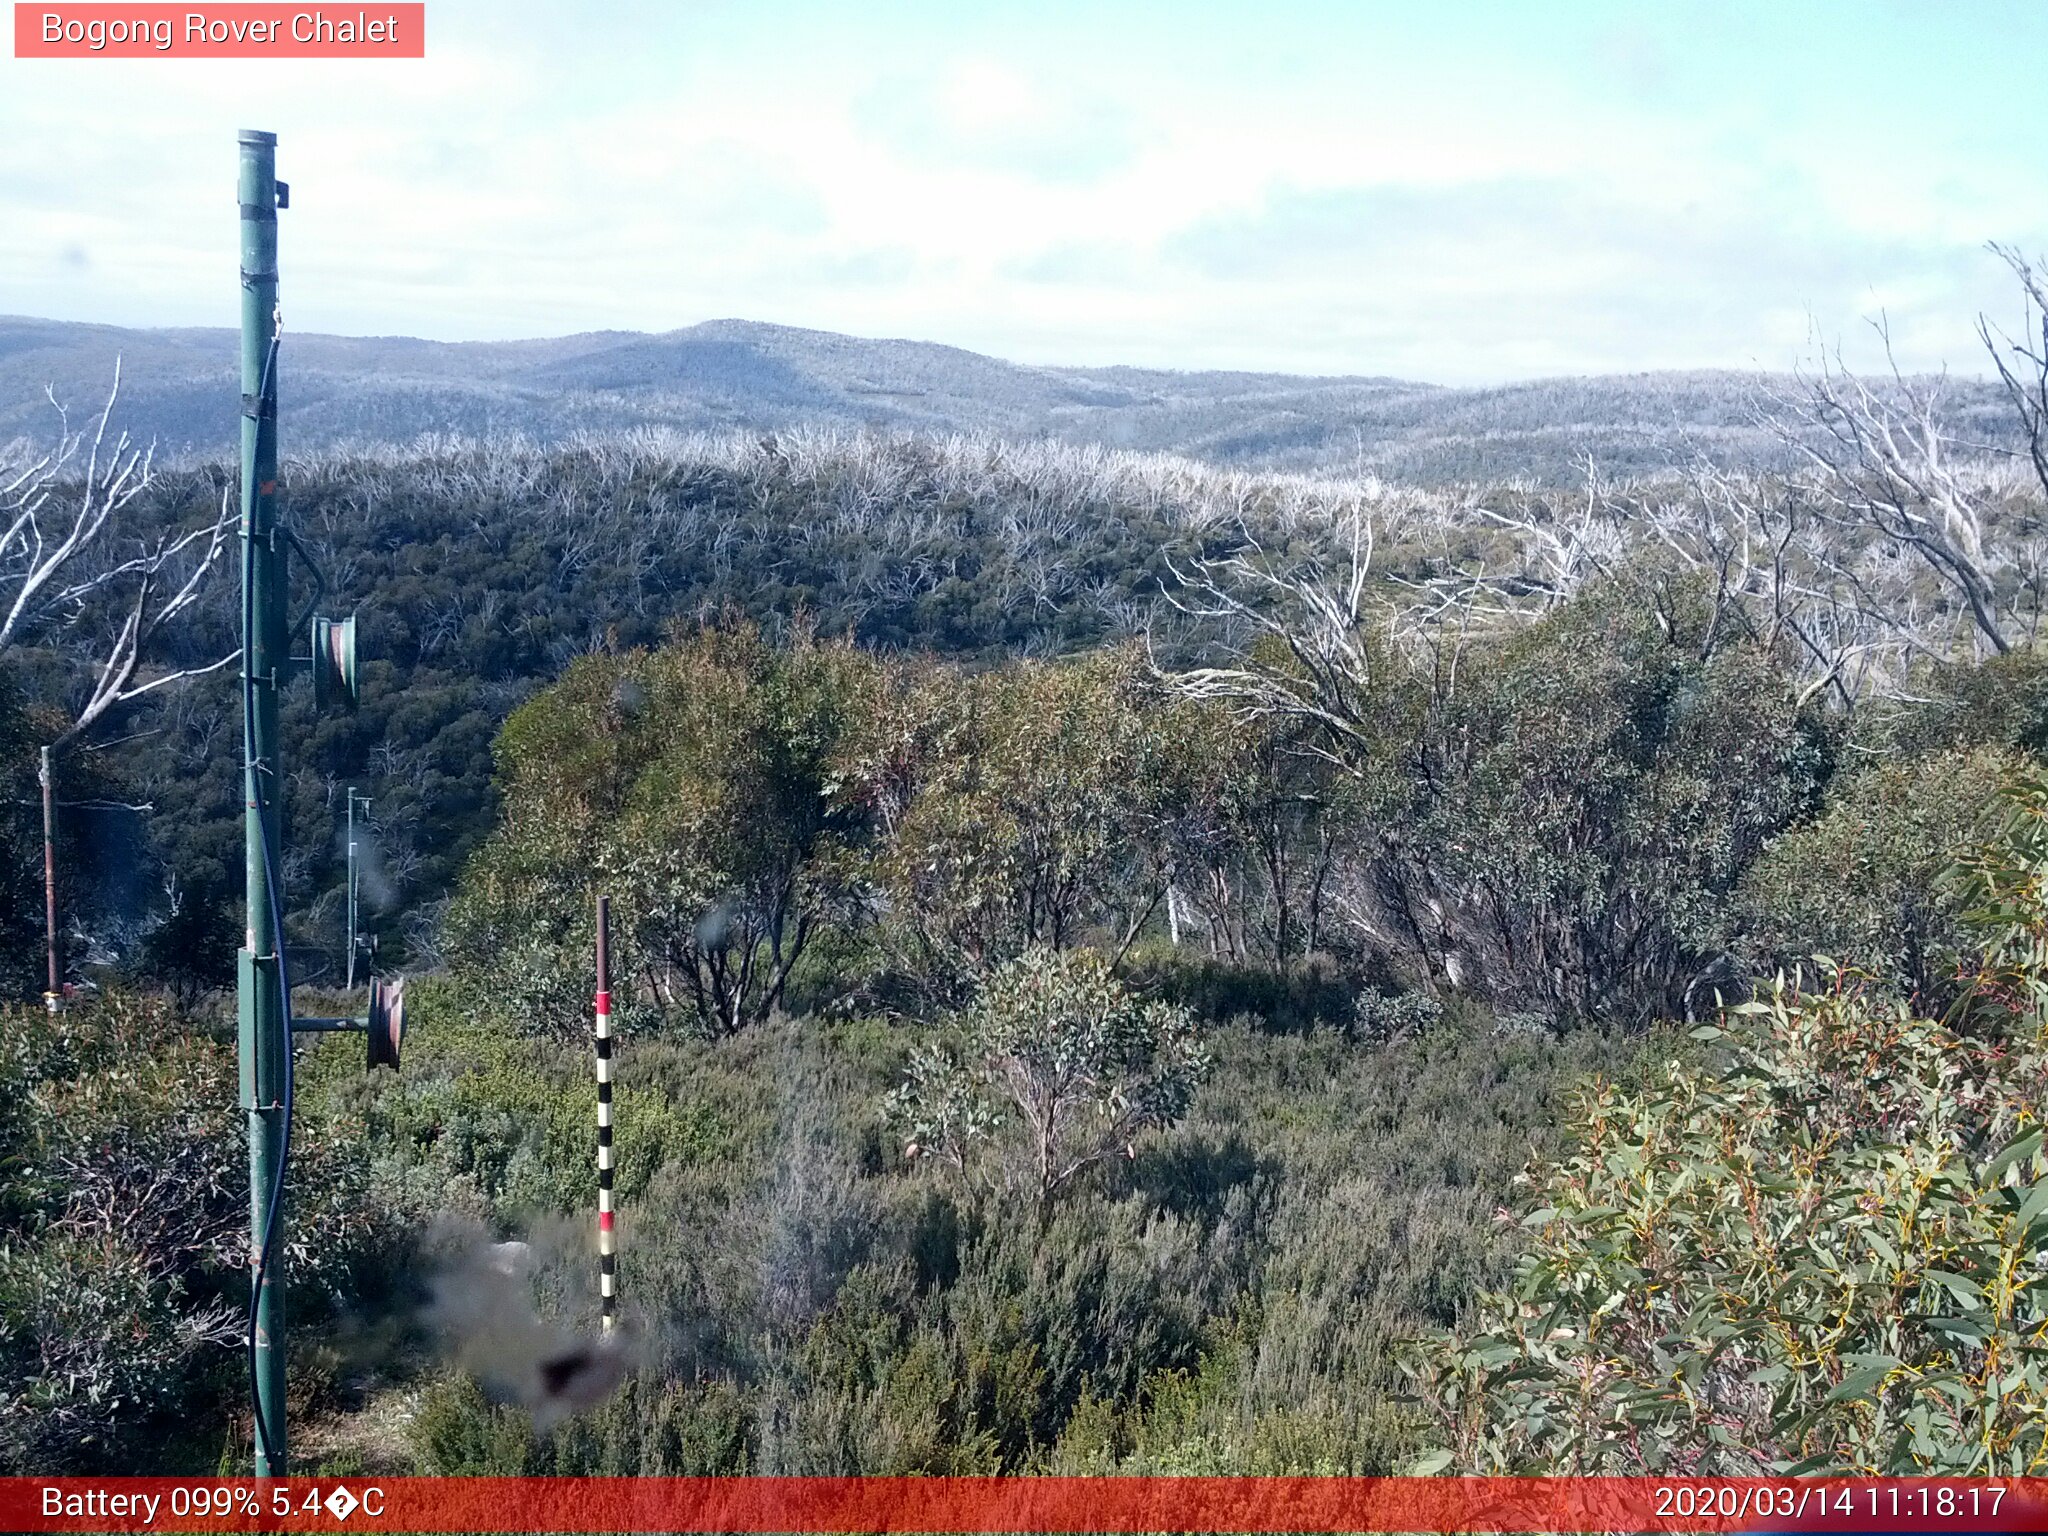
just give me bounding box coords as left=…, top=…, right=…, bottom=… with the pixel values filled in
left=540, top=1375, right=755, bottom=1474
left=1867, top=650, right=2048, bottom=760
left=0, top=1230, right=234, bottom=1469
left=865, top=649, right=1212, bottom=1004
left=1407, top=778, right=2048, bottom=1475
left=409, top=1375, right=536, bottom=1473
left=336, top=975, right=734, bottom=1219
left=1394, top=571, right=1834, bottom=1020
left=1129, top=950, right=1360, bottom=1035
left=886, top=949, right=1208, bottom=1209
left=0, top=675, right=48, bottom=1000
left=1739, top=745, right=2019, bottom=1004
left=0, top=994, right=404, bottom=1471
left=1945, top=766, right=2048, bottom=1033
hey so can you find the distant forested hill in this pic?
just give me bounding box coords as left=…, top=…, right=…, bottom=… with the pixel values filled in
left=6, top=312, right=2007, bottom=483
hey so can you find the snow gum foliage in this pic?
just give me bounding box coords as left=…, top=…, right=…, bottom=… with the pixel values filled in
left=450, top=633, right=1234, bottom=1033
left=1381, top=574, right=1833, bottom=1020
left=1407, top=777, right=2048, bottom=1475
left=1738, top=745, right=2020, bottom=1007
left=862, top=649, right=1216, bottom=1002
left=887, top=948, right=1209, bottom=1208
left=447, top=623, right=889, bottom=1036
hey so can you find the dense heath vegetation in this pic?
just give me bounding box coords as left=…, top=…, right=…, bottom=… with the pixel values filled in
left=8, top=584, right=2048, bottom=1473
left=9, top=279, right=2048, bottom=1472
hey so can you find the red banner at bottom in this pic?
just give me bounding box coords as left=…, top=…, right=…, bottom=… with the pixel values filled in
left=11, top=1476, right=2048, bottom=1534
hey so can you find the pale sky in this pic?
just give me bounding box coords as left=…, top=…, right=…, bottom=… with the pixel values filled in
left=4, top=0, right=2045, bottom=383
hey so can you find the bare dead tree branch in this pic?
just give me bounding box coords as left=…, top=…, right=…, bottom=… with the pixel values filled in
left=1981, top=242, right=2048, bottom=508
left=1761, top=317, right=2017, bottom=657
left=0, top=363, right=238, bottom=750
left=1152, top=507, right=1392, bottom=771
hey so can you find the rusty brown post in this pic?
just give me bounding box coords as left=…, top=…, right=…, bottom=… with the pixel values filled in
left=40, top=746, right=59, bottom=1013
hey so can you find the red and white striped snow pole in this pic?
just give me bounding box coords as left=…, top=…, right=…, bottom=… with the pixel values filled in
left=594, top=894, right=617, bottom=1334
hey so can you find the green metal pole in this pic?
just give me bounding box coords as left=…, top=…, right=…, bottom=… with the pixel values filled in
left=236, top=127, right=288, bottom=1478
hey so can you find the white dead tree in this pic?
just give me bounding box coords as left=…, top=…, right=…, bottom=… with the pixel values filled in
left=1638, top=460, right=1780, bottom=648
left=1152, top=503, right=1502, bottom=995
left=1476, top=453, right=1631, bottom=611
left=1764, top=318, right=2020, bottom=659
left=1982, top=245, right=2048, bottom=501
left=1981, top=249, right=2048, bottom=623
left=1156, top=506, right=1389, bottom=771
left=1630, top=460, right=1931, bottom=708
left=0, top=363, right=235, bottom=750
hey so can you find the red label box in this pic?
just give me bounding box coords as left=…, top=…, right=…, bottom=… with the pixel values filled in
left=13, top=3, right=425, bottom=57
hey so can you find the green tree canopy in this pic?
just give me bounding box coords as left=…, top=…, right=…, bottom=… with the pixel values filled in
left=865, top=647, right=1223, bottom=1001
left=447, top=623, right=891, bottom=1035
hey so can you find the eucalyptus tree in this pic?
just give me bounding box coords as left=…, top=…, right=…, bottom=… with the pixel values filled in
left=446, top=623, right=891, bottom=1036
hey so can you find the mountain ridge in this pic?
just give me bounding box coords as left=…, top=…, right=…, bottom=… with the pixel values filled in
left=0, top=313, right=2005, bottom=483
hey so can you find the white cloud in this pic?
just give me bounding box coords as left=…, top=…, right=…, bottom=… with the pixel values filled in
left=2, top=1, right=2044, bottom=382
